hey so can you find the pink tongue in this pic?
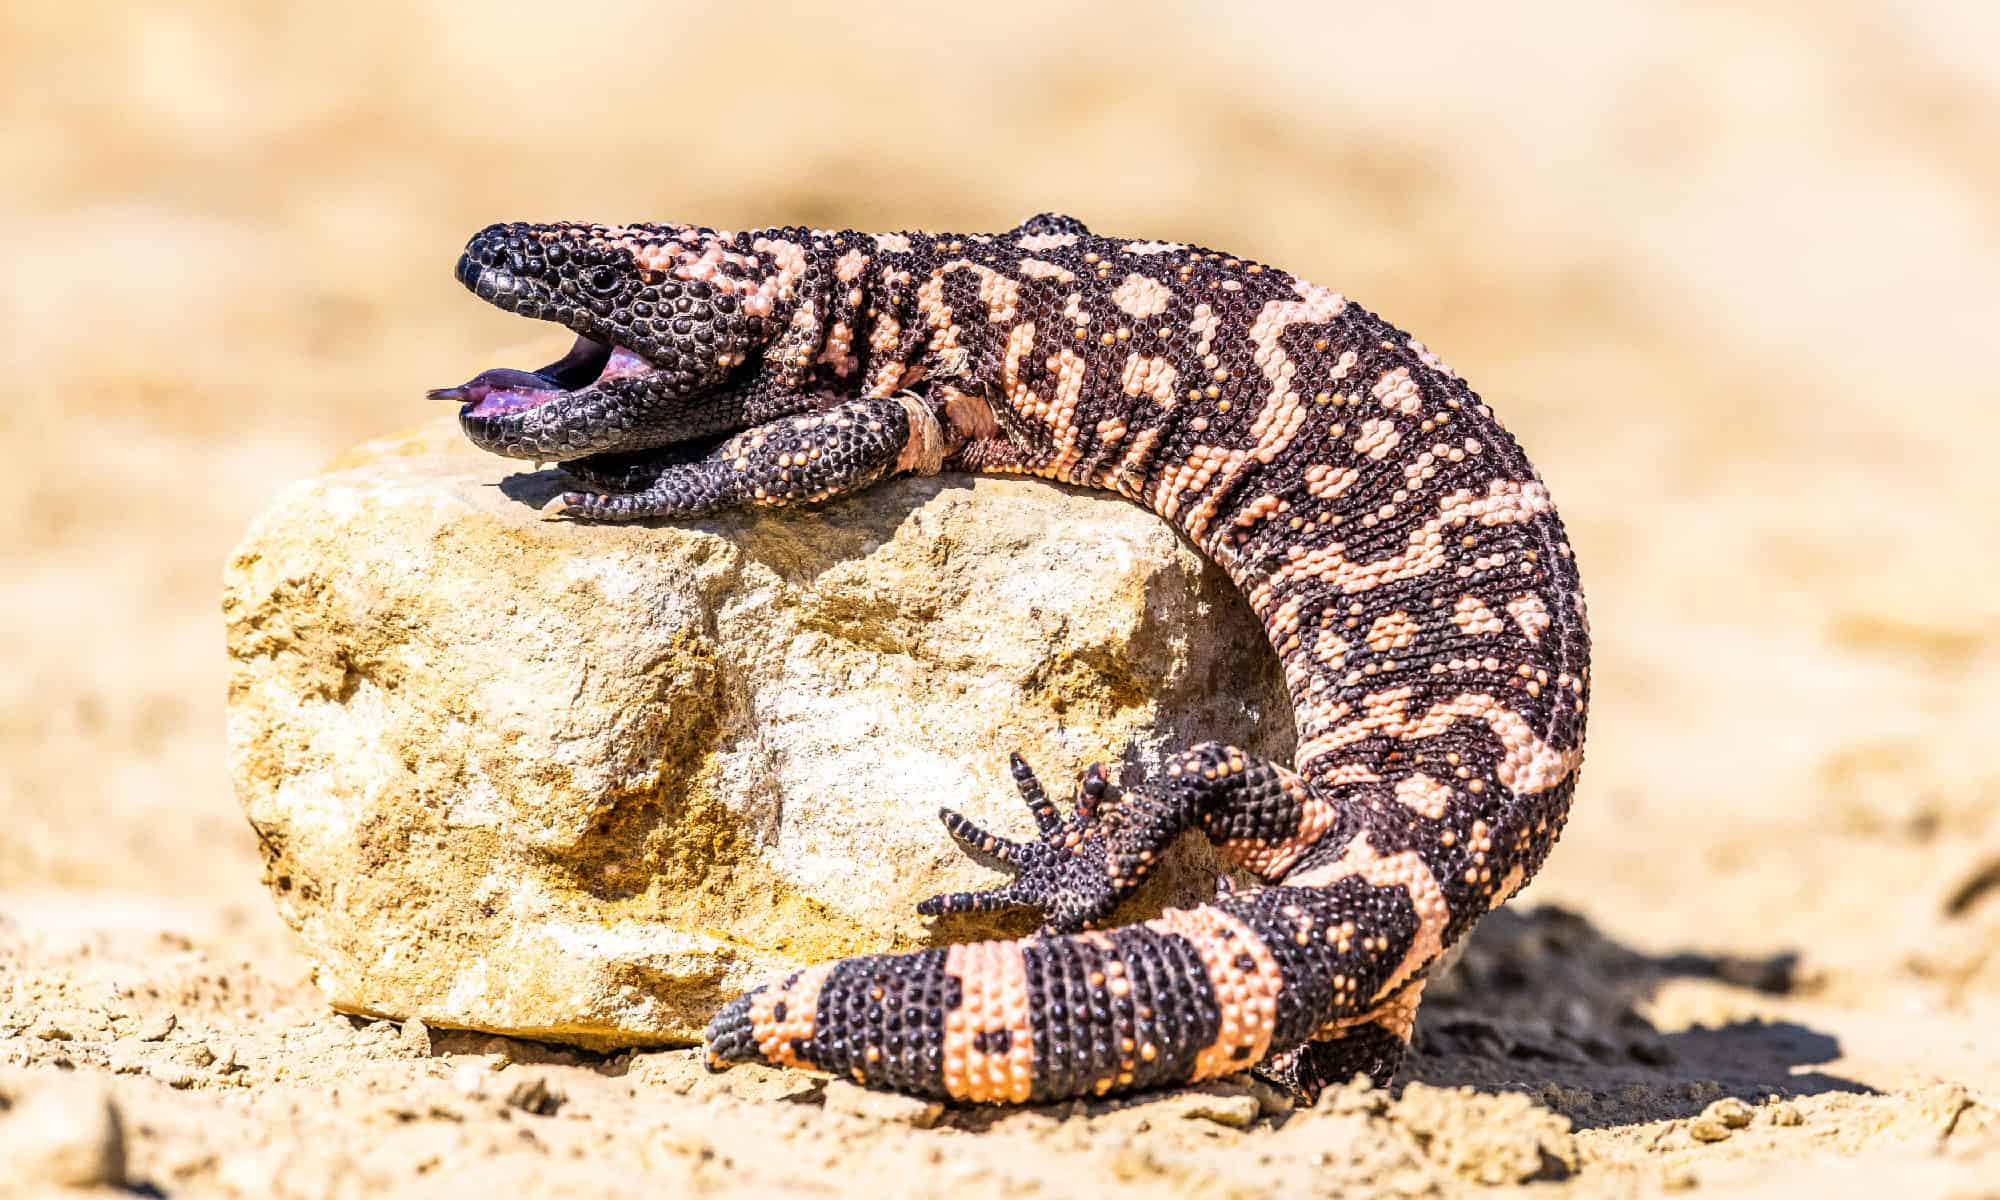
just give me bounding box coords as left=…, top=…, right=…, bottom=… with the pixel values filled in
left=426, top=367, right=559, bottom=405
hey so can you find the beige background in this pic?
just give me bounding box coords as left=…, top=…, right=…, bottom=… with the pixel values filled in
left=2, top=2, right=1997, bottom=1194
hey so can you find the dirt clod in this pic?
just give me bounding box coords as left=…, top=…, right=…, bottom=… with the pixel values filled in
left=0, top=1076, right=128, bottom=1191
left=505, top=1076, right=565, bottom=1117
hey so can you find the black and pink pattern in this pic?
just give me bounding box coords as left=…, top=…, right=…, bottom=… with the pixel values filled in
left=440, top=212, right=1590, bottom=1104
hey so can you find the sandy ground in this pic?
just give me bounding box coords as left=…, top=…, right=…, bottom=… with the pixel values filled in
left=3, top=1, right=1998, bottom=1195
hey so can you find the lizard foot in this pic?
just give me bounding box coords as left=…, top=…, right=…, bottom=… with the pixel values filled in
left=1253, top=1024, right=1410, bottom=1104
left=917, top=753, right=1122, bottom=936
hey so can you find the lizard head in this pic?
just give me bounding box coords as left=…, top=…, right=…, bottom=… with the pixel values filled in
left=434, top=221, right=808, bottom=459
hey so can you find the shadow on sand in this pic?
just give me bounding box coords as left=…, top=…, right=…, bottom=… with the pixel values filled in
left=1412, top=905, right=1867, bottom=1129
left=493, top=464, right=1858, bottom=1133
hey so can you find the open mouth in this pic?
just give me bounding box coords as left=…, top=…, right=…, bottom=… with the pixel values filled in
left=429, top=334, right=655, bottom=418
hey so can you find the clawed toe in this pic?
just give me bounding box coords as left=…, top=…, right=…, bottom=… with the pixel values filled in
left=549, top=491, right=614, bottom=521
left=915, top=886, right=1021, bottom=917
left=938, top=806, right=1027, bottom=865
left=1009, top=752, right=1062, bottom=835
left=1076, top=761, right=1109, bottom=820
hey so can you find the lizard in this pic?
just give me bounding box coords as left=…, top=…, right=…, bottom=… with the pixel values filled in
left=430, top=213, right=1590, bottom=1105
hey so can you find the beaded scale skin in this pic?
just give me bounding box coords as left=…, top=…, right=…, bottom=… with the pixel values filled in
left=433, top=213, right=1591, bottom=1105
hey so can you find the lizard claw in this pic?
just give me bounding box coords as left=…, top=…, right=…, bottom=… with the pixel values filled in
left=552, top=491, right=657, bottom=523
left=937, top=806, right=1029, bottom=866
left=1010, top=752, right=1063, bottom=836
left=916, top=882, right=1031, bottom=917
left=1076, top=760, right=1110, bottom=822
left=915, top=750, right=1122, bottom=935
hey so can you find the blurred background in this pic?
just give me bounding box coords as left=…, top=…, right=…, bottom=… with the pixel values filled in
left=3, top=0, right=1997, bottom=1015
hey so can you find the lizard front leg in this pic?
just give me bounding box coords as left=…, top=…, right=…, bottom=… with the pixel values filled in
left=557, top=439, right=726, bottom=495
left=557, top=380, right=853, bottom=496
left=555, top=395, right=932, bottom=522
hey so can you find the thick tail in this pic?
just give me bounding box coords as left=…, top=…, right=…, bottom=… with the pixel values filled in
left=706, top=879, right=1420, bottom=1104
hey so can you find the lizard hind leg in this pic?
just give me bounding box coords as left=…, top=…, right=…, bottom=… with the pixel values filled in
left=917, top=743, right=1334, bottom=937
left=917, top=753, right=1124, bottom=935
left=1255, top=1024, right=1408, bottom=1104
left=707, top=743, right=1438, bottom=1103
left=1254, top=983, right=1425, bottom=1104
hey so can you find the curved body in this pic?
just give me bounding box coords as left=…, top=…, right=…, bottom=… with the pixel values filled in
left=438, top=213, right=1590, bottom=1103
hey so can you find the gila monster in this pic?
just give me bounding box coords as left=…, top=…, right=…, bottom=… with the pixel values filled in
left=432, top=213, right=1590, bottom=1105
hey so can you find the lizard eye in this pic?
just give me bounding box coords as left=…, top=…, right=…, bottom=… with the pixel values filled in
left=587, top=266, right=622, bottom=294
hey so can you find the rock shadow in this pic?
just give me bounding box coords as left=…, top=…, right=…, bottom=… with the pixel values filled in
left=1408, top=905, right=1870, bottom=1130
left=496, top=467, right=571, bottom=509
left=494, top=466, right=977, bottom=540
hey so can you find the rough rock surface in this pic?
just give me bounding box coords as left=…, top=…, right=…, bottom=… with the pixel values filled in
left=224, top=418, right=1290, bottom=1048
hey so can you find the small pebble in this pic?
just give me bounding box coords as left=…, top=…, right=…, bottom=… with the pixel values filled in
left=400, top=1018, right=432, bottom=1057
left=0, top=1077, right=128, bottom=1190
left=506, top=1076, right=565, bottom=1116
left=133, top=1012, right=177, bottom=1042
left=177, top=1042, right=217, bottom=1069
left=1245, top=1076, right=1294, bottom=1118
left=480, top=1036, right=517, bottom=1065
left=212, top=1040, right=246, bottom=1074
left=1704, top=1096, right=1753, bottom=1129
left=1688, top=1117, right=1732, bottom=1143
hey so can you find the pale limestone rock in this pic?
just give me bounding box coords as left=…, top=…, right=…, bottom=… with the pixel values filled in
left=225, top=418, right=1289, bottom=1048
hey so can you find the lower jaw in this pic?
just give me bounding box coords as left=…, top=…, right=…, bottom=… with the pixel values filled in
left=457, top=403, right=580, bottom=459
left=466, top=389, right=564, bottom=418
left=459, top=399, right=671, bottom=463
